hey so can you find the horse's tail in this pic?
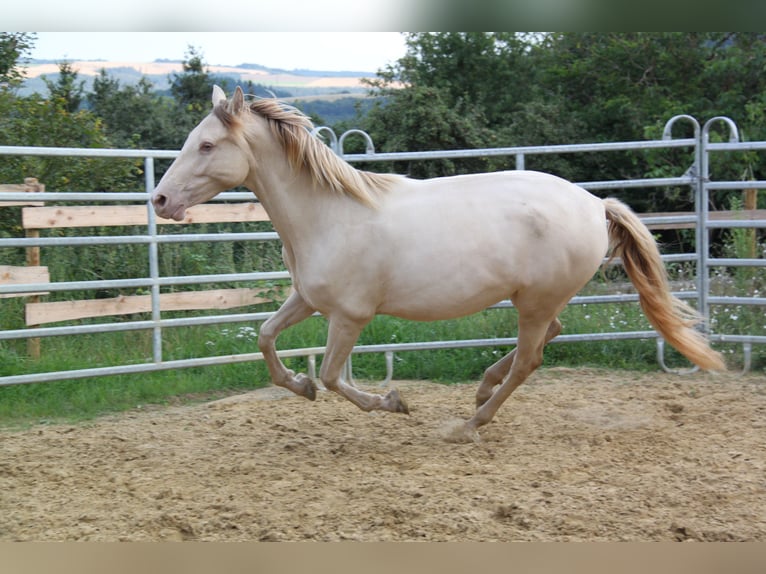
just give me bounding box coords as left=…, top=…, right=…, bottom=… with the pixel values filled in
left=603, top=198, right=725, bottom=371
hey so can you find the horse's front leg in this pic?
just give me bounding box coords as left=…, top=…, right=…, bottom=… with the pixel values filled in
left=258, top=290, right=318, bottom=400
left=320, top=314, right=409, bottom=414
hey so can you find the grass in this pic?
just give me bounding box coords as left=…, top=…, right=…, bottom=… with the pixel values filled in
left=3, top=288, right=763, bottom=429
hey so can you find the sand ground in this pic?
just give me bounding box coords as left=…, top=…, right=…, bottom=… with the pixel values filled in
left=2, top=367, right=765, bottom=541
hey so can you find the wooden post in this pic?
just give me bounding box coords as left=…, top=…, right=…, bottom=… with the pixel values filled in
left=743, top=188, right=758, bottom=259
left=25, top=228, right=41, bottom=358
left=24, top=178, right=44, bottom=359
left=0, top=178, right=46, bottom=358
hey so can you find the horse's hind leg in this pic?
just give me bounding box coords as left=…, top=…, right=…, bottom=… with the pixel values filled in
left=475, top=318, right=561, bottom=407
left=447, top=312, right=556, bottom=442
left=320, top=314, right=409, bottom=414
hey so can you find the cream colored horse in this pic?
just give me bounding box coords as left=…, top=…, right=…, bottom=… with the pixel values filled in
left=152, top=86, right=724, bottom=441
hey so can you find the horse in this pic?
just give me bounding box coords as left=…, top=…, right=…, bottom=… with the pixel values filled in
left=152, top=86, right=725, bottom=442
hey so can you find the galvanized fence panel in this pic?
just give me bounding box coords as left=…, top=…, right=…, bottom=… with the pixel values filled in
left=0, top=115, right=763, bottom=387
left=694, top=119, right=766, bottom=372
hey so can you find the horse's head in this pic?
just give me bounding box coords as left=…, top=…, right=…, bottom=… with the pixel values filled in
left=152, top=86, right=251, bottom=221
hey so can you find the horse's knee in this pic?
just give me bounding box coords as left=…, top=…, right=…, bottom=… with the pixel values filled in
left=257, top=325, right=276, bottom=352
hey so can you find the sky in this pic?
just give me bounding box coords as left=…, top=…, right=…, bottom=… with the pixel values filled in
left=6, top=1, right=427, bottom=32
left=6, top=1, right=754, bottom=37
left=29, top=32, right=409, bottom=73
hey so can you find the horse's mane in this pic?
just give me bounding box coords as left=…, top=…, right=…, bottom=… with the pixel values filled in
left=214, top=98, right=399, bottom=207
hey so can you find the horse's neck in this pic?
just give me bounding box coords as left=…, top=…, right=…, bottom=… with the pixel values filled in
left=247, top=168, right=360, bottom=249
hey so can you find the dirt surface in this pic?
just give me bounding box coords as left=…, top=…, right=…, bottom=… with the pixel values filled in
left=2, top=367, right=765, bottom=541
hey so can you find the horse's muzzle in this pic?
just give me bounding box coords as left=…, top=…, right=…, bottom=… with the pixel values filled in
left=151, top=192, right=186, bottom=221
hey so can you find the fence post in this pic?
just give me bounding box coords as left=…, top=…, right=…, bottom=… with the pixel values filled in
left=661, top=115, right=702, bottom=319
left=145, top=156, right=163, bottom=364
left=700, top=117, right=740, bottom=325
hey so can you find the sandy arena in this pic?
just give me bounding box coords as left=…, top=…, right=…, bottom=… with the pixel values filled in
left=2, top=367, right=765, bottom=541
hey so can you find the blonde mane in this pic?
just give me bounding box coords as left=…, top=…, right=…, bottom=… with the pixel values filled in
left=214, top=98, right=399, bottom=207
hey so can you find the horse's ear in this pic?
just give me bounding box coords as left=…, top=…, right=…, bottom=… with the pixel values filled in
left=229, top=86, right=245, bottom=115
left=212, top=85, right=226, bottom=108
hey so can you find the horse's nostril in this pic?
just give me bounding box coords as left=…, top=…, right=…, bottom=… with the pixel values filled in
left=153, top=193, right=167, bottom=208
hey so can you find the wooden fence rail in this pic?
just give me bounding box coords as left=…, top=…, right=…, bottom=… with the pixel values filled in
left=0, top=180, right=281, bottom=358
left=21, top=202, right=270, bottom=229
left=25, top=288, right=276, bottom=325
left=643, top=209, right=766, bottom=230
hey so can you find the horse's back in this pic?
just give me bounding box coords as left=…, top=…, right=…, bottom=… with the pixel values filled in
left=384, top=170, right=606, bottom=266
left=415, top=169, right=600, bottom=211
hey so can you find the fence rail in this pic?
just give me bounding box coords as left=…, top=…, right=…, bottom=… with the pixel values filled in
left=1, top=114, right=764, bottom=387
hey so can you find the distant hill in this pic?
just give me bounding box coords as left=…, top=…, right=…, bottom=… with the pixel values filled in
left=19, top=59, right=376, bottom=99
left=18, top=58, right=386, bottom=126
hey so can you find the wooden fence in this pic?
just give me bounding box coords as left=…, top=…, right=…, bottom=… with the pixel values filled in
left=0, top=179, right=283, bottom=358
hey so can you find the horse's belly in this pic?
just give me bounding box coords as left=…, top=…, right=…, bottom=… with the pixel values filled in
left=380, top=288, right=509, bottom=321
left=376, top=256, right=517, bottom=321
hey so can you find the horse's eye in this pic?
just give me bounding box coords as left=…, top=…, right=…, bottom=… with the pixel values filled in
left=200, top=141, right=215, bottom=153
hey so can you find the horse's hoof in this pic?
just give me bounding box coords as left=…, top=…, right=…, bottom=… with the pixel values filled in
left=295, top=373, right=317, bottom=401
left=442, top=420, right=481, bottom=444
left=385, top=388, right=409, bottom=414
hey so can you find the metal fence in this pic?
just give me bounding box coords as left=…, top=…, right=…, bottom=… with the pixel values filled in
left=0, top=114, right=764, bottom=387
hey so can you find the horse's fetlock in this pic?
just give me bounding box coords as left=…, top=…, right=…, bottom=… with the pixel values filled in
left=321, top=378, right=340, bottom=392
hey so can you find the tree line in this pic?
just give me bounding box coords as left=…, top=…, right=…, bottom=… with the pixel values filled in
left=355, top=33, right=766, bottom=213
left=2, top=32, right=765, bottom=215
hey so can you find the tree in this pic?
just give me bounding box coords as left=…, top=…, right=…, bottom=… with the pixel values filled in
left=388, top=32, right=539, bottom=127
left=0, top=32, right=35, bottom=90
left=169, top=46, right=214, bottom=114
left=42, top=61, right=86, bottom=113
left=361, top=84, right=494, bottom=178
left=88, top=70, right=184, bottom=149
left=0, top=88, right=140, bottom=253
left=163, top=45, right=224, bottom=146
left=363, top=33, right=766, bottom=198
left=0, top=91, right=139, bottom=191
left=362, top=33, right=539, bottom=176
left=537, top=32, right=766, bottom=211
